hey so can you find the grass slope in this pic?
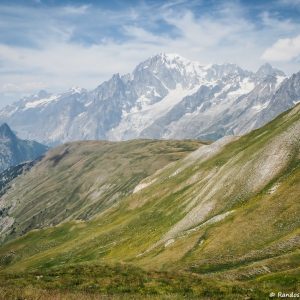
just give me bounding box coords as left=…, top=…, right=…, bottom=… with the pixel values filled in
left=0, top=105, right=299, bottom=299
left=0, top=139, right=203, bottom=244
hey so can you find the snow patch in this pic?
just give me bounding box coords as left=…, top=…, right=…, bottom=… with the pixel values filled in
left=275, top=76, right=286, bottom=89
left=108, top=84, right=201, bottom=140
left=24, top=95, right=59, bottom=109
left=252, top=101, right=270, bottom=112
left=293, top=99, right=300, bottom=105
left=227, top=78, right=255, bottom=98
left=69, top=86, right=85, bottom=94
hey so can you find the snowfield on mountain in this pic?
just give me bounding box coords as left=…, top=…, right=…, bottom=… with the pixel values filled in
left=0, top=53, right=298, bottom=145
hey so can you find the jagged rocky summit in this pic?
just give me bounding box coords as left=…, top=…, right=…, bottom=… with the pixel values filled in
left=0, top=53, right=298, bottom=145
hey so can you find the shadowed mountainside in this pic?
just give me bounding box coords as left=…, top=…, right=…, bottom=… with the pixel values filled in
left=0, top=123, right=48, bottom=172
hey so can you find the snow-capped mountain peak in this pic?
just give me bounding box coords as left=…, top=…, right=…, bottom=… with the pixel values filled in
left=24, top=94, right=60, bottom=110
left=256, top=63, right=285, bottom=79
left=132, top=53, right=207, bottom=94
left=135, top=52, right=202, bottom=73
left=0, top=54, right=297, bottom=145
left=68, top=86, right=86, bottom=94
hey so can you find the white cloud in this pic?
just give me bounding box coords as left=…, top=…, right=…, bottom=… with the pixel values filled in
left=0, top=7, right=254, bottom=93
left=1, top=82, right=46, bottom=93
left=163, top=9, right=253, bottom=48
left=262, top=35, right=300, bottom=61
left=278, top=0, right=300, bottom=8
left=0, top=1, right=300, bottom=107
left=62, top=5, right=90, bottom=15
left=260, top=11, right=295, bottom=31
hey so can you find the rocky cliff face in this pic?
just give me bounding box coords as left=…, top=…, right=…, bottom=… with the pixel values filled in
left=0, top=123, right=48, bottom=172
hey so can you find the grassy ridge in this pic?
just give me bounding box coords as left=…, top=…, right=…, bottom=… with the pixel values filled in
left=0, top=139, right=203, bottom=243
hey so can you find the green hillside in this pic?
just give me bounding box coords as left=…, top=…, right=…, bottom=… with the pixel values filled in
left=0, top=139, right=203, bottom=244
left=0, top=104, right=299, bottom=299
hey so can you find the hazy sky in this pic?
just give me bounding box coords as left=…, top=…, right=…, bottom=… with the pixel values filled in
left=0, top=0, right=300, bottom=107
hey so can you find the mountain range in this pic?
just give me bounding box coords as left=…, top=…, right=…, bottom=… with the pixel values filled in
left=0, top=123, right=48, bottom=172
left=1, top=53, right=299, bottom=145
left=0, top=102, right=299, bottom=298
